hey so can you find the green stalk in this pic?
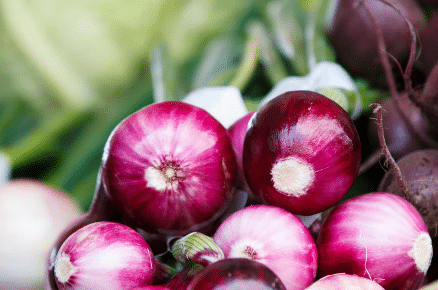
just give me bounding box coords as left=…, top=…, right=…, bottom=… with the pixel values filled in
left=247, top=21, right=288, bottom=85
left=1, top=0, right=97, bottom=110
left=2, top=109, right=89, bottom=167
left=229, top=34, right=260, bottom=91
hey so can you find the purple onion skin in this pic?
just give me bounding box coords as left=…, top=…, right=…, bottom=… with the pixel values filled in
left=305, top=273, right=385, bottom=289
left=227, top=111, right=256, bottom=191
left=101, top=101, right=237, bottom=236
left=54, top=221, right=155, bottom=290
left=243, top=91, right=361, bottom=216
left=327, top=0, right=427, bottom=85
left=317, top=192, right=433, bottom=290
left=213, top=204, right=318, bottom=290
left=187, top=258, right=287, bottom=290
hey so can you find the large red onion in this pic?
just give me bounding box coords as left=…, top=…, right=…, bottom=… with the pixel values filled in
left=101, top=101, right=237, bottom=236
left=317, top=192, right=433, bottom=290
left=243, top=91, right=361, bottom=216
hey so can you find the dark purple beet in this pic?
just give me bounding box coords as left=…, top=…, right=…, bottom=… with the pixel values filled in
left=418, top=12, right=438, bottom=75
left=418, top=61, right=438, bottom=129
left=378, top=149, right=438, bottom=235
left=367, top=92, right=430, bottom=160
left=327, top=0, right=427, bottom=85
left=187, top=258, right=286, bottom=290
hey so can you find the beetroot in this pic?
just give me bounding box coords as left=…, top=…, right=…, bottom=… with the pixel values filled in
left=327, top=0, right=427, bottom=85
left=378, top=149, right=438, bottom=235
left=418, top=13, right=438, bottom=75
left=367, top=92, right=430, bottom=160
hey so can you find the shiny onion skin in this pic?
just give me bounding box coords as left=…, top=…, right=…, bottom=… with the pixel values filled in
left=227, top=111, right=256, bottom=191
left=54, top=221, right=155, bottom=290
left=213, top=204, right=318, bottom=290
left=187, top=258, right=287, bottom=290
left=305, top=273, right=385, bottom=289
left=317, top=192, right=433, bottom=290
left=243, top=91, right=361, bottom=216
left=101, top=101, right=237, bottom=235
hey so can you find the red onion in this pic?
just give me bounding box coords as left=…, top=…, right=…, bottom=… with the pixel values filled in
left=213, top=204, right=318, bottom=290
left=305, top=273, right=384, bottom=289
left=101, top=101, right=237, bottom=235
left=317, top=192, right=433, bottom=290
left=227, top=111, right=256, bottom=191
left=187, top=258, right=287, bottom=290
left=53, top=221, right=155, bottom=290
left=0, top=179, right=82, bottom=290
left=243, top=90, right=361, bottom=216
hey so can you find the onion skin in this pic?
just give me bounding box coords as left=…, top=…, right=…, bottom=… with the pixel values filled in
left=317, top=192, right=433, bottom=290
left=101, top=101, right=237, bottom=236
left=213, top=204, right=318, bottom=290
left=243, top=91, right=361, bottom=216
left=227, top=111, right=256, bottom=190
left=187, top=258, right=287, bottom=290
left=54, top=221, right=155, bottom=290
left=305, top=273, right=385, bottom=289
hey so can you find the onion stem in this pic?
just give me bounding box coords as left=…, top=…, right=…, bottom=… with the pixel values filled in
left=2, top=109, right=89, bottom=167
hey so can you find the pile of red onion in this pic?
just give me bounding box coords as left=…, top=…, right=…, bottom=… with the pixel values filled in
left=46, top=90, right=433, bottom=290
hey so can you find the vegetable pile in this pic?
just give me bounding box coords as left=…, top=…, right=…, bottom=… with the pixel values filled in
left=3, top=0, right=438, bottom=289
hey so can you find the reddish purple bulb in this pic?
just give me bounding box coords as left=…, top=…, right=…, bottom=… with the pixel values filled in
left=187, top=258, right=286, bottom=290
left=243, top=91, right=361, bottom=216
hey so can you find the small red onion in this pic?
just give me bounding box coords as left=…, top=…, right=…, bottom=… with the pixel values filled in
left=317, top=192, right=433, bottom=290
left=213, top=204, right=318, bottom=290
left=305, top=273, right=385, bottom=289
left=187, top=258, right=287, bottom=290
left=54, top=221, right=155, bottom=290
left=243, top=91, right=361, bottom=216
left=101, top=101, right=237, bottom=235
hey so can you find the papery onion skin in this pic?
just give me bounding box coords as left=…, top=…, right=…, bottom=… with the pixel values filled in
left=213, top=204, right=318, bottom=290
left=243, top=91, right=361, bottom=216
left=317, top=192, right=433, bottom=290
left=305, top=273, right=385, bottom=289
left=187, top=258, right=287, bottom=290
left=101, top=101, right=237, bottom=236
left=54, top=221, right=155, bottom=290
